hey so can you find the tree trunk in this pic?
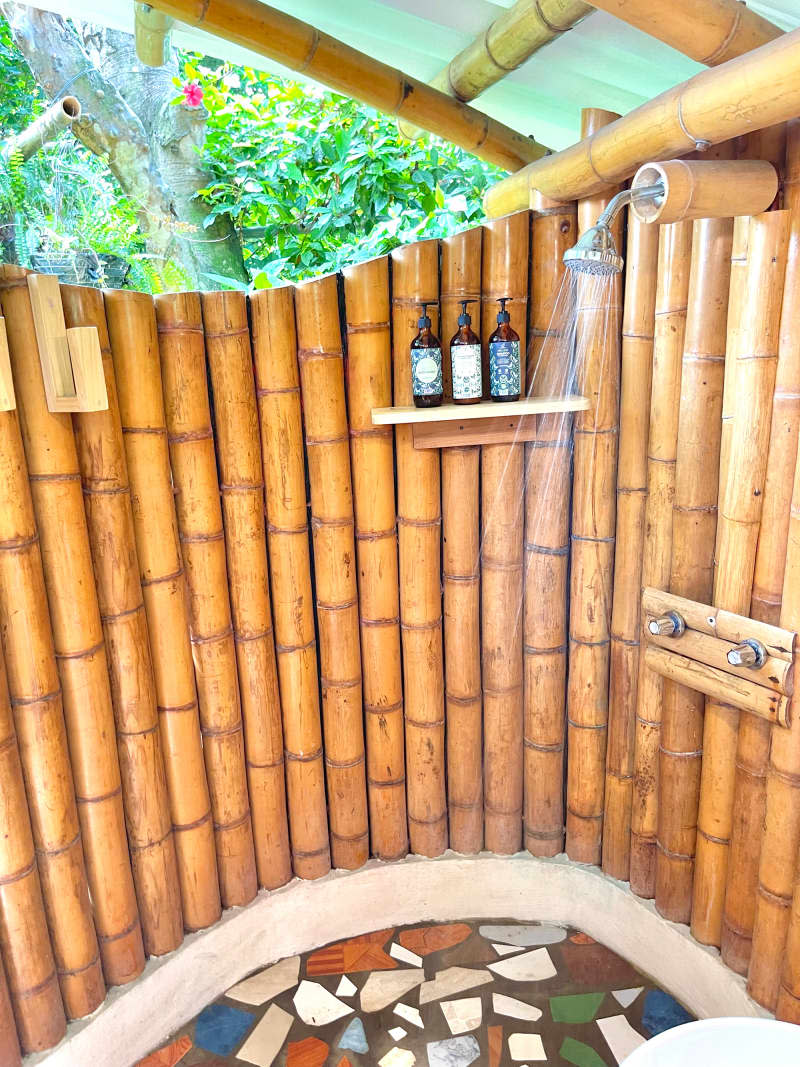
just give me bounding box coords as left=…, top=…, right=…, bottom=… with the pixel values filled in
left=2, top=3, right=247, bottom=287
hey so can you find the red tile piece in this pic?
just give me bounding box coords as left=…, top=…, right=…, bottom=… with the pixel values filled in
left=397, top=923, right=472, bottom=956
left=488, top=1024, right=503, bottom=1067
left=306, top=928, right=396, bottom=975
left=286, top=1036, right=329, bottom=1066
left=561, top=940, right=642, bottom=987
left=569, top=932, right=596, bottom=945
left=136, top=1035, right=192, bottom=1067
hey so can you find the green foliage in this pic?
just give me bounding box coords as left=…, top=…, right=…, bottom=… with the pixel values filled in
left=184, top=56, right=500, bottom=284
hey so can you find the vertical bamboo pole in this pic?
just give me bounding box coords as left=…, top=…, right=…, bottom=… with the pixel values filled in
left=523, top=194, right=577, bottom=857
left=750, top=119, right=800, bottom=1011
left=0, top=267, right=144, bottom=986
left=62, top=285, right=183, bottom=957
left=603, top=214, right=659, bottom=880
left=693, top=210, right=790, bottom=948
left=654, top=218, right=732, bottom=924
left=480, top=212, right=528, bottom=854
left=566, top=108, right=622, bottom=865
left=629, top=221, right=693, bottom=896
left=441, top=228, right=483, bottom=854
left=294, top=274, right=369, bottom=870
left=717, top=218, right=750, bottom=510
left=0, top=372, right=103, bottom=1020
left=343, top=255, right=409, bottom=861
left=104, top=290, right=221, bottom=933
left=0, top=952, right=20, bottom=1067
left=155, top=292, right=257, bottom=907
left=0, top=642, right=66, bottom=1052
left=201, top=291, right=292, bottom=890
left=392, top=239, right=447, bottom=857
left=250, top=287, right=331, bottom=880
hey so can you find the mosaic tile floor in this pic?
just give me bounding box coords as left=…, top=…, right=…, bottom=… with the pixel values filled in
left=137, top=921, right=694, bottom=1067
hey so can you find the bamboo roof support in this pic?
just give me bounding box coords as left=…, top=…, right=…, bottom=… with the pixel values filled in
left=147, top=0, right=544, bottom=172
left=484, top=28, right=800, bottom=216
left=398, top=0, right=589, bottom=142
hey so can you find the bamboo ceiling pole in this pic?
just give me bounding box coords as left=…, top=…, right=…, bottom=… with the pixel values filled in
left=0, top=643, right=66, bottom=1052
left=62, top=285, right=183, bottom=958
left=523, top=193, right=576, bottom=858
left=147, top=0, right=544, bottom=173
left=629, top=221, right=693, bottom=897
left=155, top=293, right=257, bottom=908
left=0, top=952, right=20, bottom=1067
left=0, top=348, right=104, bottom=1019
left=586, top=0, right=781, bottom=67
left=750, top=120, right=800, bottom=1011
left=398, top=0, right=590, bottom=141
left=343, top=256, right=408, bottom=862
left=104, top=290, right=221, bottom=933
left=294, top=274, right=369, bottom=871
left=654, top=217, right=732, bottom=925
left=566, top=108, right=622, bottom=866
left=481, top=212, right=528, bottom=854
left=603, top=213, right=659, bottom=881
left=250, top=287, right=331, bottom=880
left=440, top=229, right=483, bottom=854
left=692, top=210, right=790, bottom=949
left=392, top=239, right=447, bottom=857
left=0, top=269, right=144, bottom=987
left=201, top=291, right=292, bottom=891
left=484, top=28, right=800, bottom=216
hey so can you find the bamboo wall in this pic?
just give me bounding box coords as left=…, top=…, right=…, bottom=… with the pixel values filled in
left=2, top=139, right=800, bottom=1055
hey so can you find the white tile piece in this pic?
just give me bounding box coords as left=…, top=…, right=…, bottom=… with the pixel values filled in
left=612, top=986, right=644, bottom=1009
left=225, top=956, right=300, bottom=1006
left=426, top=1035, right=481, bottom=1067
left=378, top=1048, right=416, bottom=1067
left=480, top=924, right=567, bottom=947
left=360, top=970, right=426, bottom=1012
left=390, top=942, right=423, bottom=967
left=597, top=1014, right=646, bottom=1064
left=488, top=948, right=557, bottom=983
left=508, top=1033, right=546, bottom=1062
left=293, top=980, right=354, bottom=1027
left=336, top=975, right=358, bottom=998
left=492, top=943, right=524, bottom=956
left=419, top=967, right=493, bottom=1005
left=440, top=997, right=482, bottom=1035
left=492, top=992, right=543, bottom=1022
left=235, top=1003, right=293, bottom=1067
left=388, top=1026, right=407, bottom=1041
left=394, top=1002, right=424, bottom=1028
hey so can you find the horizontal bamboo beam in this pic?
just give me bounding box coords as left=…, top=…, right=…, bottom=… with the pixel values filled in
left=1, top=97, right=80, bottom=164
left=484, top=28, right=800, bottom=215
left=147, top=0, right=545, bottom=172
left=646, top=629, right=792, bottom=696
left=398, top=0, right=589, bottom=141
left=631, top=160, right=778, bottom=225
left=586, top=0, right=782, bottom=67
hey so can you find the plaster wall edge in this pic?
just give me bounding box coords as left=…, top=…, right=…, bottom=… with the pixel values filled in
left=28, top=851, right=770, bottom=1067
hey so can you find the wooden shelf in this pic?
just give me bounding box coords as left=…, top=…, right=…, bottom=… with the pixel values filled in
left=371, top=395, right=589, bottom=448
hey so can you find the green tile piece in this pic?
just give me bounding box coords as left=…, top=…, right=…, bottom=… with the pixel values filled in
left=550, top=991, right=605, bottom=1023
left=559, top=1036, right=609, bottom=1067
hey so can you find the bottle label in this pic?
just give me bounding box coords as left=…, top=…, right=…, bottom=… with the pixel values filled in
left=451, top=344, right=482, bottom=400
left=489, top=340, right=521, bottom=397
left=412, top=347, right=442, bottom=396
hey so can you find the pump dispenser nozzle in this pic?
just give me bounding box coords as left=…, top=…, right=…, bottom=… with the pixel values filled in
left=496, top=297, right=511, bottom=324
left=417, top=301, right=435, bottom=329
left=458, top=299, right=477, bottom=326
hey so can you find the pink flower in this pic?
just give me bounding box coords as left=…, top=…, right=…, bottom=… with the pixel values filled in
left=181, top=82, right=203, bottom=107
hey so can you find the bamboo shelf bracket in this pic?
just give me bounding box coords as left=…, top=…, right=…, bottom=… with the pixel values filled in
left=643, top=588, right=795, bottom=728
left=26, top=274, right=107, bottom=412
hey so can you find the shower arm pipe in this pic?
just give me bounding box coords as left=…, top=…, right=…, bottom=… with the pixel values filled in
left=144, top=0, right=546, bottom=173
left=484, top=26, right=800, bottom=217
left=596, top=183, right=665, bottom=229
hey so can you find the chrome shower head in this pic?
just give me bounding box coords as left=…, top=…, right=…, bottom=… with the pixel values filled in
left=563, top=181, right=665, bottom=277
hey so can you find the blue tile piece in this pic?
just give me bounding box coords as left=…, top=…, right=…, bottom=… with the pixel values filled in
left=642, top=989, right=694, bottom=1037
left=194, top=1002, right=254, bottom=1055
left=338, top=1016, right=369, bottom=1053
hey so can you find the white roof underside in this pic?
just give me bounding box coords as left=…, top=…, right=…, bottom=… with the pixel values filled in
left=16, top=0, right=800, bottom=153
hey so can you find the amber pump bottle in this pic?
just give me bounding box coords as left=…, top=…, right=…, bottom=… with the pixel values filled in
left=411, top=301, right=443, bottom=408
left=449, top=299, right=482, bottom=405
left=488, top=296, right=521, bottom=402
